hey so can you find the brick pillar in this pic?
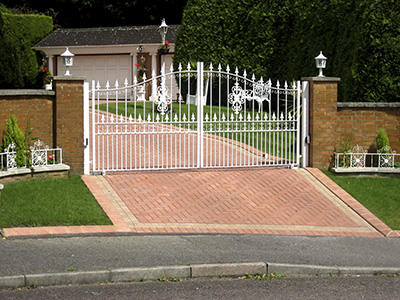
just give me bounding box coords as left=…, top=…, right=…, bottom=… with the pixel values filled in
left=302, top=77, right=341, bottom=169
left=53, top=76, right=86, bottom=175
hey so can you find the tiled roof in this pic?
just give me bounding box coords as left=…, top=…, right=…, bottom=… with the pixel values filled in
left=34, top=25, right=179, bottom=47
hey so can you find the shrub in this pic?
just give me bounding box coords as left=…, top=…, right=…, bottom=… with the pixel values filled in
left=1, top=115, right=26, bottom=167
left=1, top=12, right=53, bottom=88
left=0, top=11, right=23, bottom=88
left=376, top=128, right=390, bottom=152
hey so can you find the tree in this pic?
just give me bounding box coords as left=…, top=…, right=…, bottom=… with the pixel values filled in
left=0, top=11, right=24, bottom=88
left=175, top=0, right=400, bottom=102
left=0, top=0, right=188, bottom=28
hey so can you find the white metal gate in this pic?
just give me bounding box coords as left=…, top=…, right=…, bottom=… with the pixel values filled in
left=89, top=62, right=302, bottom=173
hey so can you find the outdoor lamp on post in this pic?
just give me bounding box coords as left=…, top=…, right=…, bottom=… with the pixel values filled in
left=315, top=51, right=327, bottom=77
left=159, top=18, right=168, bottom=45
left=61, top=47, right=74, bottom=76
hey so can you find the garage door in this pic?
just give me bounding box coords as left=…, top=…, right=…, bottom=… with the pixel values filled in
left=57, top=55, right=131, bottom=86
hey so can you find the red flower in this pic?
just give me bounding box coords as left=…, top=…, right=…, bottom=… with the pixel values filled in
left=48, top=155, right=54, bottom=160
left=135, top=63, right=139, bottom=67
left=165, top=40, right=169, bottom=45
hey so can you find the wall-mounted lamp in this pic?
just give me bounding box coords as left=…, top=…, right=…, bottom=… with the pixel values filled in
left=137, top=45, right=144, bottom=52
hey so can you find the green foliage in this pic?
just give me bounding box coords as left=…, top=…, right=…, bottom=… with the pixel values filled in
left=1, top=12, right=53, bottom=88
left=176, top=0, right=400, bottom=102
left=1, top=0, right=187, bottom=28
left=334, top=134, right=353, bottom=168
left=1, top=115, right=26, bottom=167
left=376, top=128, right=390, bottom=151
left=0, top=11, right=24, bottom=88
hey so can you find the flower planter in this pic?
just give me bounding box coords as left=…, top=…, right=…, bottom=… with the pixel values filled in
left=158, top=48, right=170, bottom=55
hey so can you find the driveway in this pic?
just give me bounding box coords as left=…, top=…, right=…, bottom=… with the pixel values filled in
left=82, top=167, right=393, bottom=237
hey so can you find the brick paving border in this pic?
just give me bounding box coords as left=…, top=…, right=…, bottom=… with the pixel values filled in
left=305, top=168, right=400, bottom=238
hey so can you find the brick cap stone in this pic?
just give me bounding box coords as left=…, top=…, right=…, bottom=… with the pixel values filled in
left=338, top=102, right=400, bottom=108
left=54, top=76, right=86, bottom=81
left=0, top=89, right=55, bottom=96
left=302, top=76, right=341, bottom=82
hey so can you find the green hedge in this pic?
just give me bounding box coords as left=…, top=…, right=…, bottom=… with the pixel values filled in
left=0, top=12, right=53, bottom=89
left=0, top=11, right=23, bottom=88
left=175, top=0, right=400, bottom=102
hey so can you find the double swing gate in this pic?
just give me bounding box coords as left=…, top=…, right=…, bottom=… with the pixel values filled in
left=90, top=62, right=302, bottom=173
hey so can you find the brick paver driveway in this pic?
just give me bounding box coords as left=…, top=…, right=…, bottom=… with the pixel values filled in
left=83, top=167, right=392, bottom=237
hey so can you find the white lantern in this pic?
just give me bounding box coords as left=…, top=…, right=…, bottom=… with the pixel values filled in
left=315, top=51, right=327, bottom=77
left=61, top=47, right=74, bottom=76
left=159, top=18, right=169, bottom=44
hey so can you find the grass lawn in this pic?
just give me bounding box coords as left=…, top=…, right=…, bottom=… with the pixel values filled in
left=322, top=170, right=400, bottom=230
left=0, top=176, right=112, bottom=228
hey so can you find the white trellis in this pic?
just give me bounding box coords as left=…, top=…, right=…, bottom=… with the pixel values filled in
left=30, top=140, right=63, bottom=167
left=3, top=143, right=17, bottom=169
left=334, top=144, right=399, bottom=170
left=0, top=140, right=63, bottom=171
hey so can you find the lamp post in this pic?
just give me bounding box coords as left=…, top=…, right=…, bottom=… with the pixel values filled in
left=158, top=18, right=169, bottom=88
left=315, top=51, right=327, bottom=77
left=159, top=18, right=168, bottom=45
left=61, top=47, right=74, bottom=76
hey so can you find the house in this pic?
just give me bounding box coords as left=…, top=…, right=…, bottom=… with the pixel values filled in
left=33, top=23, right=179, bottom=88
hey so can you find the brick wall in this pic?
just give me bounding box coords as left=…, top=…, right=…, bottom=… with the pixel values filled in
left=303, top=77, right=341, bottom=168
left=53, top=76, right=86, bottom=175
left=337, top=104, right=400, bottom=153
left=0, top=91, right=54, bottom=148
left=303, top=77, right=400, bottom=169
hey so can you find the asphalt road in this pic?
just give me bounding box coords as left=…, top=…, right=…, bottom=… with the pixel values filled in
left=1, top=234, right=400, bottom=276
left=1, top=276, right=400, bottom=299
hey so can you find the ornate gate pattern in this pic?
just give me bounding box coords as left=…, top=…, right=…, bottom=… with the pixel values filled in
left=90, top=62, right=302, bottom=173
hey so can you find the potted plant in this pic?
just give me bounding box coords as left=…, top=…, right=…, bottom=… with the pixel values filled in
left=39, top=65, right=53, bottom=90
left=158, top=40, right=170, bottom=55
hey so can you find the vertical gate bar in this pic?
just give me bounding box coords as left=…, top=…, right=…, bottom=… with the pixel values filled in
left=139, top=123, right=142, bottom=170
left=83, top=82, right=90, bottom=174
left=102, top=120, right=105, bottom=172
left=162, top=120, right=164, bottom=169
left=296, top=80, right=301, bottom=166
left=301, top=80, right=309, bottom=168
left=129, top=121, right=132, bottom=170
left=106, top=85, right=109, bottom=170
left=148, top=120, right=151, bottom=169
left=152, top=120, right=155, bottom=169
left=197, top=62, right=204, bottom=168
left=178, top=68, right=183, bottom=168
left=134, top=121, right=137, bottom=170
left=91, top=80, right=96, bottom=173
left=116, top=86, right=119, bottom=170
left=285, top=83, right=288, bottom=165
left=157, top=123, right=160, bottom=169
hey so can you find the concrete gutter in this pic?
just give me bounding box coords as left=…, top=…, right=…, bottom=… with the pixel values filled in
left=1, top=262, right=399, bottom=290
